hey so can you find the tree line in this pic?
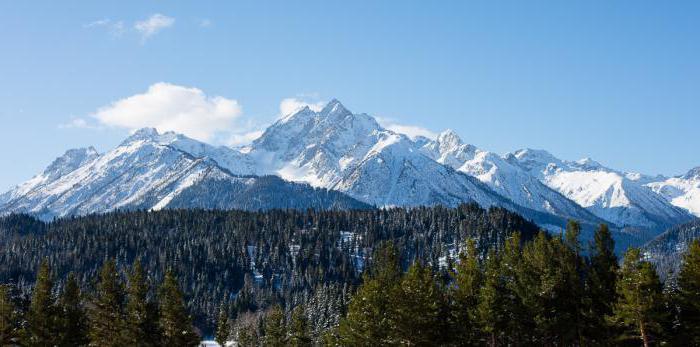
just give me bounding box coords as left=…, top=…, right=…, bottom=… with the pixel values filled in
left=213, top=223, right=700, bottom=346
left=0, top=258, right=199, bottom=346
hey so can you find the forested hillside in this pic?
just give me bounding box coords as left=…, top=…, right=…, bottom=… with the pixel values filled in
left=0, top=204, right=538, bottom=335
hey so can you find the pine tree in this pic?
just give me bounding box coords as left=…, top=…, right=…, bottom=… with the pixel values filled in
left=25, top=259, right=59, bottom=346
left=289, top=305, right=312, bottom=347
left=675, top=239, right=700, bottom=344
left=58, top=273, right=88, bottom=347
left=0, top=285, right=21, bottom=346
left=338, top=242, right=401, bottom=345
left=561, top=220, right=587, bottom=345
left=612, top=248, right=667, bottom=347
left=450, top=238, right=482, bottom=345
left=125, top=260, right=160, bottom=346
left=158, top=269, right=200, bottom=347
left=477, top=249, right=507, bottom=347
left=264, top=305, right=286, bottom=347
left=89, top=259, right=128, bottom=346
left=215, top=301, right=231, bottom=346
left=587, top=224, right=618, bottom=343
left=390, top=261, right=445, bottom=346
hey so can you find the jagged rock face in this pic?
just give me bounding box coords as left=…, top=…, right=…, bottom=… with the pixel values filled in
left=1, top=99, right=695, bottom=235
left=507, top=149, right=694, bottom=229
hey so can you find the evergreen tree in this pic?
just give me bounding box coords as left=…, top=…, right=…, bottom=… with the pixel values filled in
left=264, top=305, right=286, bottom=347
left=390, top=261, right=445, bottom=346
left=215, top=301, right=231, bottom=346
left=450, top=238, right=482, bottom=345
left=561, top=220, right=587, bottom=345
left=25, top=259, right=59, bottom=346
left=611, top=248, right=667, bottom=347
left=587, top=224, right=618, bottom=344
left=477, top=249, right=507, bottom=347
left=675, top=239, right=700, bottom=345
left=338, top=243, right=401, bottom=345
left=58, top=273, right=88, bottom=347
left=158, top=269, right=200, bottom=347
left=0, top=285, right=20, bottom=346
left=289, top=305, right=312, bottom=347
left=125, top=260, right=160, bottom=346
left=89, top=259, right=128, bottom=347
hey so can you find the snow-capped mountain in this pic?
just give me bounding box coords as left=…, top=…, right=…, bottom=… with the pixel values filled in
left=247, top=100, right=509, bottom=209
left=506, top=149, right=693, bottom=230
left=419, top=130, right=602, bottom=224
left=1, top=99, right=695, bottom=237
left=646, top=167, right=700, bottom=217
left=0, top=128, right=369, bottom=219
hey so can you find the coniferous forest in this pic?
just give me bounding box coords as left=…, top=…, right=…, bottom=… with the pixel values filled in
left=1, top=206, right=700, bottom=346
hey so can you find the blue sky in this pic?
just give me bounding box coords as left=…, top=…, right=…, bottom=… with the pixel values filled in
left=1, top=1, right=698, bottom=190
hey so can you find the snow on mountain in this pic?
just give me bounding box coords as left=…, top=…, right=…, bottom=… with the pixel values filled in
left=0, top=128, right=368, bottom=219
left=420, top=131, right=602, bottom=224
left=646, top=167, right=700, bottom=217
left=248, top=100, right=509, bottom=208
left=506, top=149, right=693, bottom=230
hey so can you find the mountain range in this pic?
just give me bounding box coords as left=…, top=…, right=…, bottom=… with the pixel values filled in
left=0, top=99, right=696, bottom=244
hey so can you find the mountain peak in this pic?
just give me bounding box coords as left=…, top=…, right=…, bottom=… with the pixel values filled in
left=124, top=127, right=160, bottom=143
left=682, top=166, right=700, bottom=180
left=437, top=129, right=463, bottom=148
left=320, top=99, right=349, bottom=115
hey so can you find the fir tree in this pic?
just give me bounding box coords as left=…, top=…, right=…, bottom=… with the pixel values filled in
left=390, top=261, right=445, bottom=346
left=125, top=260, right=160, bottom=346
left=338, top=243, right=401, bottom=345
left=89, top=259, right=128, bottom=347
left=158, top=269, right=200, bottom=347
left=264, top=305, right=286, bottom=347
left=0, top=285, right=20, bottom=346
left=477, top=249, right=506, bottom=347
left=612, top=248, right=667, bottom=347
left=215, top=301, right=231, bottom=346
left=450, top=238, right=482, bottom=345
left=25, top=259, right=59, bottom=346
left=675, top=239, right=700, bottom=345
left=58, top=273, right=88, bottom=347
left=587, top=223, right=618, bottom=343
left=289, top=305, right=312, bottom=347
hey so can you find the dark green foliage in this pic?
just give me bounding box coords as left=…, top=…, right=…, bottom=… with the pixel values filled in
left=449, top=238, right=482, bottom=345
left=289, top=305, right=312, bottom=347
left=675, top=239, right=700, bottom=344
left=125, top=260, right=160, bottom=346
left=611, top=248, right=668, bottom=346
left=0, top=204, right=538, bottom=334
left=25, top=259, right=59, bottom=346
left=0, top=285, right=20, bottom=346
left=587, top=223, right=618, bottom=344
left=58, top=273, right=88, bottom=347
left=263, top=305, right=286, bottom=347
left=215, top=301, right=230, bottom=346
left=158, top=270, right=200, bottom=347
left=90, top=259, right=128, bottom=347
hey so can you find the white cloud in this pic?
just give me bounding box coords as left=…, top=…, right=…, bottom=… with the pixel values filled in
left=59, top=117, right=99, bottom=129
left=83, top=18, right=126, bottom=37
left=279, top=98, right=325, bottom=117
left=134, top=14, right=174, bottom=42
left=92, top=83, right=242, bottom=142
left=376, top=117, right=438, bottom=140
left=228, top=130, right=264, bottom=147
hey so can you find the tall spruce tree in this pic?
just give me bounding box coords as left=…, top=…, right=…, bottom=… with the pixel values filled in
left=58, top=273, right=88, bottom=347
left=390, top=261, right=445, bottom=346
left=264, top=305, right=286, bottom=347
left=477, top=249, right=507, bottom=347
left=215, top=301, right=231, bottom=346
left=158, top=269, right=200, bottom=347
left=587, top=224, right=618, bottom=343
left=338, top=242, right=401, bottom=345
left=561, top=220, right=587, bottom=345
left=125, top=259, right=160, bottom=346
left=89, top=259, right=128, bottom=346
left=675, top=239, right=700, bottom=344
left=612, top=248, right=667, bottom=347
left=450, top=238, right=482, bottom=345
left=289, top=305, right=312, bottom=347
left=0, top=285, right=20, bottom=346
left=25, top=259, right=59, bottom=346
